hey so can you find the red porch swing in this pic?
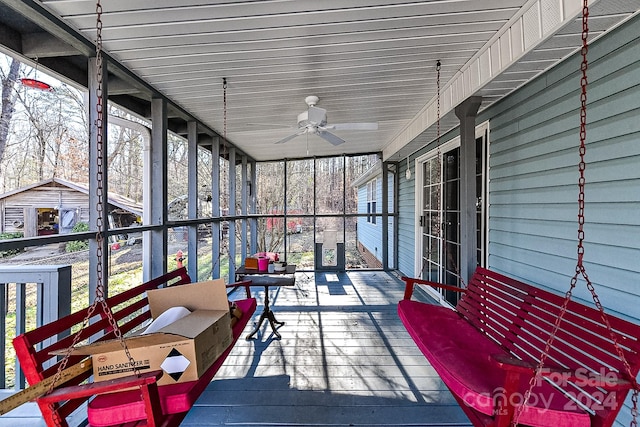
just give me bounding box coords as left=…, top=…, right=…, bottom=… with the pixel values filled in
left=398, top=2, right=640, bottom=426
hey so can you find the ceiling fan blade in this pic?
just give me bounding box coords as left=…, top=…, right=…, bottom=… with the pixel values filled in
left=308, top=105, right=327, bottom=125
left=325, top=122, right=378, bottom=131
left=317, top=130, right=345, bottom=146
left=275, top=129, right=305, bottom=144
left=244, top=122, right=295, bottom=129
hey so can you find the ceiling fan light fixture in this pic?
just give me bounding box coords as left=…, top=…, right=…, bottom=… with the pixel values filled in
left=305, top=95, right=319, bottom=106
left=274, top=95, right=377, bottom=146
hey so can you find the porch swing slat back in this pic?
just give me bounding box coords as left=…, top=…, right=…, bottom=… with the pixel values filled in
left=12, top=267, right=257, bottom=427
left=399, top=266, right=640, bottom=427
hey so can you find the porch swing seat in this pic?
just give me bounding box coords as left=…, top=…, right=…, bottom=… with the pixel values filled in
left=398, top=267, right=640, bottom=427
left=13, top=267, right=257, bottom=427
left=85, top=297, right=256, bottom=426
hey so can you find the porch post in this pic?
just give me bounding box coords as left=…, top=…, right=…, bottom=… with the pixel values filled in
left=249, top=159, right=258, bottom=255
left=211, top=137, right=221, bottom=279
left=187, top=120, right=198, bottom=280
left=455, top=96, right=482, bottom=285
left=240, top=155, right=248, bottom=262
left=88, top=56, right=109, bottom=301
left=144, top=97, right=168, bottom=281
left=228, top=147, right=237, bottom=280
left=381, top=160, right=389, bottom=270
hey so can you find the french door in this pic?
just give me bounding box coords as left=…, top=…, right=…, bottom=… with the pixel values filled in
left=416, top=126, right=487, bottom=305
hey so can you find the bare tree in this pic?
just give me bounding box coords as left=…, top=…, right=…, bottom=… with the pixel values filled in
left=0, top=58, right=20, bottom=165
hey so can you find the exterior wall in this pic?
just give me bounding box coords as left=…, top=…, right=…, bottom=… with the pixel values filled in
left=481, top=13, right=640, bottom=327
left=480, top=18, right=640, bottom=426
left=357, top=241, right=382, bottom=268
left=356, top=173, right=395, bottom=267
left=0, top=186, right=88, bottom=236
left=398, top=14, right=640, bottom=325
left=397, top=159, right=417, bottom=276
left=395, top=16, right=640, bottom=424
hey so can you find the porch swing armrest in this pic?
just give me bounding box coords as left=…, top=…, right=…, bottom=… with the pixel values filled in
left=491, top=354, right=536, bottom=375
left=492, top=353, right=572, bottom=377
left=37, top=370, right=164, bottom=403
left=401, top=276, right=467, bottom=300
left=491, top=354, right=632, bottom=390
left=226, top=280, right=252, bottom=298
left=588, top=374, right=632, bottom=390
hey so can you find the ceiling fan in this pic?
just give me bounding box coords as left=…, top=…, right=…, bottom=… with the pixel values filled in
left=275, top=96, right=378, bottom=146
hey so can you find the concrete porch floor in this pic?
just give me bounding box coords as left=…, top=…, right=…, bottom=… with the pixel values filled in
left=1, top=271, right=471, bottom=427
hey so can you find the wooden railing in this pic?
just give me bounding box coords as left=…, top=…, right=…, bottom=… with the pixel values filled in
left=0, top=265, right=71, bottom=389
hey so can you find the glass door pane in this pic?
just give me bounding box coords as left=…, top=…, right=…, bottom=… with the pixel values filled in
left=418, top=147, right=461, bottom=305
left=442, top=148, right=461, bottom=305
left=420, top=157, right=441, bottom=283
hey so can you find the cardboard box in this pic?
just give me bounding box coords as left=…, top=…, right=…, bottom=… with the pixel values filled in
left=69, top=279, right=232, bottom=386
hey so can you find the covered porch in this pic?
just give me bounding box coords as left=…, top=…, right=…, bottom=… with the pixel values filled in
left=0, top=1, right=639, bottom=426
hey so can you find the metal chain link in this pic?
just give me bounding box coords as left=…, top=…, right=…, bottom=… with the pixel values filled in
left=513, top=2, right=638, bottom=425
left=94, top=0, right=138, bottom=375
left=48, top=3, right=139, bottom=425
left=419, top=60, right=465, bottom=289
left=212, top=77, right=238, bottom=277
left=432, top=60, right=466, bottom=289
left=435, top=60, right=443, bottom=271
left=419, top=61, right=442, bottom=278
left=222, top=77, right=228, bottom=214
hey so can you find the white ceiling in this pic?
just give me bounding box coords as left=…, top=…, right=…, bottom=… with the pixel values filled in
left=21, top=0, right=640, bottom=161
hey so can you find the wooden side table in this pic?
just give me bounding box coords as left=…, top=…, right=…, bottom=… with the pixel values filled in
left=236, top=265, right=296, bottom=340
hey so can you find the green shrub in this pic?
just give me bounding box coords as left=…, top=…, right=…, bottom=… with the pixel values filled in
left=65, top=222, right=90, bottom=252
left=0, top=232, right=24, bottom=257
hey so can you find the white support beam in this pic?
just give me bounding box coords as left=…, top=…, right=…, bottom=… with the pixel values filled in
left=21, top=32, right=78, bottom=57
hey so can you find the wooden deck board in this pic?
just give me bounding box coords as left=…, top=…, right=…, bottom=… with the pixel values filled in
left=182, top=271, right=471, bottom=426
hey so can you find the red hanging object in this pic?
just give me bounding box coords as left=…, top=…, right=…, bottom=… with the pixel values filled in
left=20, top=78, right=53, bottom=92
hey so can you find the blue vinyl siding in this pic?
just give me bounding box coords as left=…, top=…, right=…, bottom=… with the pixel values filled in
left=390, top=14, right=640, bottom=427
left=397, top=159, right=417, bottom=276
left=396, top=16, right=640, bottom=310
left=394, top=16, right=640, bottom=424
left=356, top=174, right=395, bottom=265
left=397, top=127, right=460, bottom=277
left=482, top=13, right=640, bottom=334
left=481, top=19, right=640, bottom=424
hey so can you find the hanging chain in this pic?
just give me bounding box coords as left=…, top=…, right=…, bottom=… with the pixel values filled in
left=223, top=77, right=227, bottom=149
left=421, top=60, right=466, bottom=289
left=94, top=0, right=106, bottom=313
left=513, top=2, right=638, bottom=425
left=436, top=61, right=441, bottom=150
left=212, top=78, right=238, bottom=276
left=223, top=77, right=228, bottom=209
left=419, top=61, right=442, bottom=278
left=93, top=0, right=138, bottom=375
left=435, top=60, right=444, bottom=275
left=47, top=4, right=139, bottom=425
